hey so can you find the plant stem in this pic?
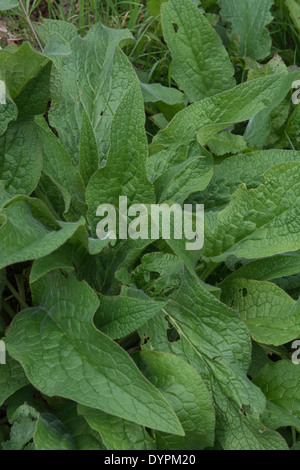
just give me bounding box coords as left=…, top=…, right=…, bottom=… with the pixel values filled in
left=199, top=262, right=219, bottom=281
left=1, top=299, right=15, bottom=320
left=19, top=0, right=43, bottom=51
left=6, top=280, right=29, bottom=310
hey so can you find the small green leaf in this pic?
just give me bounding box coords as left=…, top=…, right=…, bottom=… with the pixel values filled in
left=0, top=0, right=19, bottom=10
left=95, top=288, right=166, bottom=339
left=255, top=361, right=300, bottom=420
left=0, top=355, right=29, bottom=407
left=0, top=119, right=42, bottom=196
left=223, top=279, right=300, bottom=345
left=78, top=405, right=156, bottom=450
left=0, top=200, right=85, bottom=270
left=0, top=43, right=51, bottom=116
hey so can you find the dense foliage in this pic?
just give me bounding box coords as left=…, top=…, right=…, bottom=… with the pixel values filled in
left=1, top=0, right=300, bottom=451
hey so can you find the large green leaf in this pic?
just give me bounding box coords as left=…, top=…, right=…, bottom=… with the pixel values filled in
left=6, top=272, right=184, bottom=435
left=219, top=0, right=274, bottom=60
left=86, top=73, right=155, bottom=235
left=164, top=269, right=287, bottom=450
left=204, top=162, right=300, bottom=262
left=49, top=23, right=133, bottom=163
left=161, top=0, right=235, bottom=101
left=137, top=350, right=216, bottom=450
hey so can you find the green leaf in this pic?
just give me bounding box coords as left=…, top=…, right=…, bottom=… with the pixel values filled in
left=6, top=386, right=48, bottom=423
left=148, top=0, right=168, bottom=17
left=204, top=162, right=300, bottom=262
left=134, top=252, right=184, bottom=296
left=285, top=0, right=300, bottom=31
left=86, top=74, right=155, bottom=235
left=156, top=154, right=213, bottom=204
left=244, top=67, right=294, bottom=148
left=0, top=0, right=19, bottom=10
left=6, top=272, right=184, bottom=436
left=37, top=123, right=86, bottom=220
left=0, top=82, right=17, bottom=136
left=34, top=412, right=77, bottom=450
left=148, top=73, right=298, bottom=186
left=78, top=405, right=156, bottom=450
left=35, top=20, right=78, bottom=68
left=254, top=361, right=300, bottom=420
left=95, top=288, right=166, bottom=339
left=0, top=199, right=85, bottom=270
left=223, top=279, right=300, bottom=345
left=0, top=355, right=29, bottom=406
left=197, top=149, right=300, bottom=211
left=53, top=402, right=105, bottom=450
left=220, top=252, right=300, bottom=287
left=219, top=0, right=274, bottom=60
left=164, top=269, right=287, bottom=449
left=79, top=109, right=99, bottom=187
left=29, top=244, right=74, bottom=284
left=137, top=350, right=215, bottom=450
left=140, top=81, right=185, bottom=106
left=2, top=403, right=78, bottom=450
left=0, top=119, right=42, bottom=196
left=35, top=19, right=78, bottom=45
left=161, top=0, right=235, bottom=101
left=2, top=405, right=38, bottom=450
left=0, top=43, right=51, bottom=116
left=207, top=132, right=248, bottom=156
left=262, top=401, right=300, bottom=432
left=49, top=23, right=134, bottom=163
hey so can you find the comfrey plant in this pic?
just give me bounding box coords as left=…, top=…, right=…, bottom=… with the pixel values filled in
left=1, top=0, right=300, bottom=451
